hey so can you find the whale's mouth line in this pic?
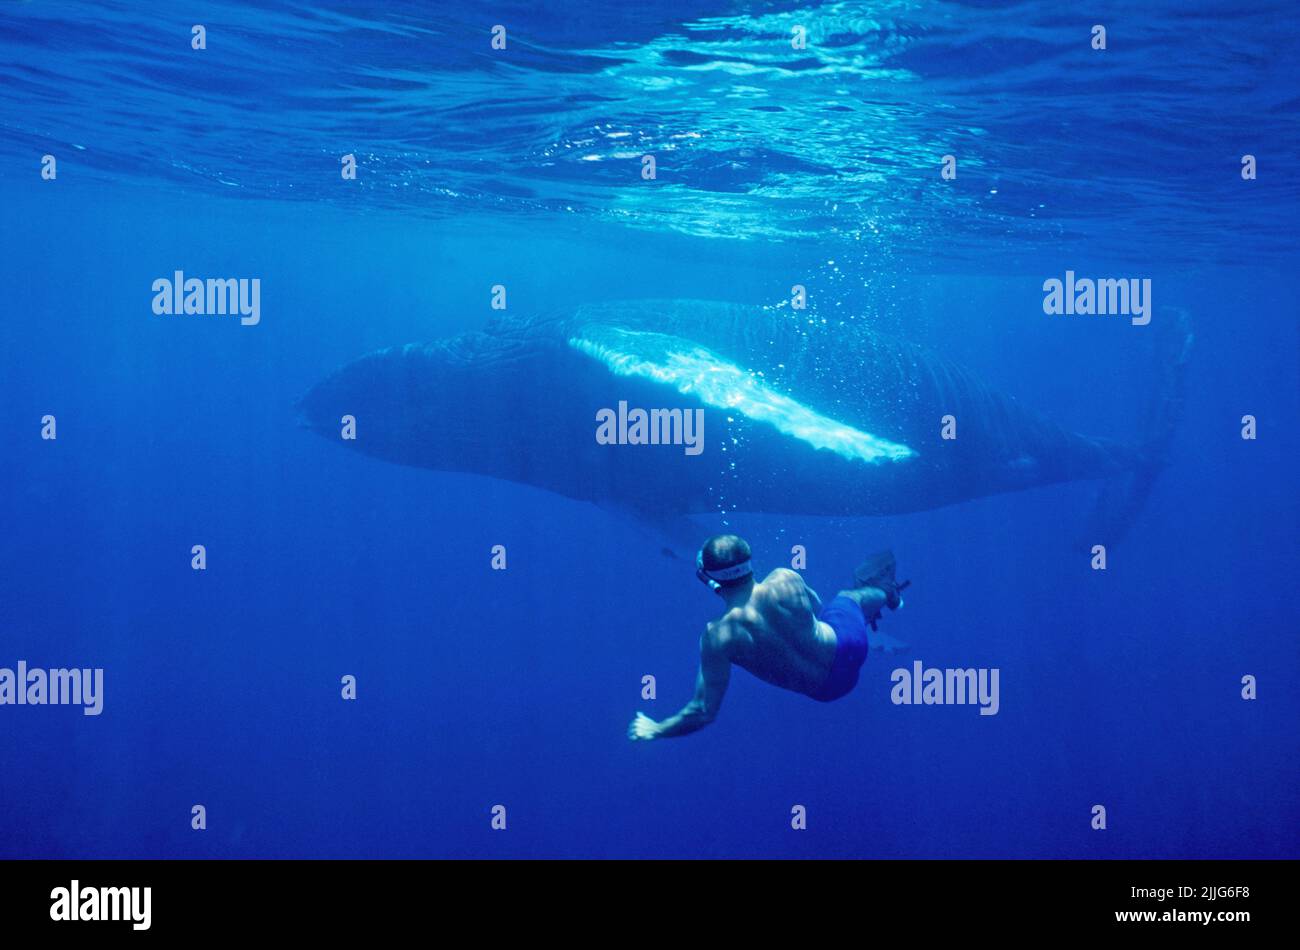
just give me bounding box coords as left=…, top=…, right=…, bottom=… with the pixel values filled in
left=568, top=325, right=916, bottom=464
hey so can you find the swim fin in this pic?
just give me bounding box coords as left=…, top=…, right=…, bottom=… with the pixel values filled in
left=867, top=629, right=910, bottom=655
left=854, top=549, right=897, bottom=590
left=854, top=549, right=910, bottom=614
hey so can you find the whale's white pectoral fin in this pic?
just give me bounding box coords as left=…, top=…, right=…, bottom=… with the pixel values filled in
left=569, top=325, right=915, bottom=464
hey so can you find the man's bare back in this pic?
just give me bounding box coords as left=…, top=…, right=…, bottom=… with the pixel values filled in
left=709, top=568, right=839, bottom=696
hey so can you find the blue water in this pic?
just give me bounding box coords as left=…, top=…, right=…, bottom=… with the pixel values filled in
left=1, top=1, right=1297, bottom=858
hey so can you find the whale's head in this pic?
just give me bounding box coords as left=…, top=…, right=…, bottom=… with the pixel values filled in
left=296, top=329, right=587, bottom=475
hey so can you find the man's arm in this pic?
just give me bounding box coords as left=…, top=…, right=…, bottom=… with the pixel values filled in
left=628, top=632, right=731, bottom=741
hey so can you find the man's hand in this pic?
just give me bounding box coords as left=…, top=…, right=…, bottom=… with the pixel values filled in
left=628, top=712, right=660, bottom=741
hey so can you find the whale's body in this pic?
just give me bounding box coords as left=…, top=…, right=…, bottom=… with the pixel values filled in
left=298, top=300, right=1185, bottom=527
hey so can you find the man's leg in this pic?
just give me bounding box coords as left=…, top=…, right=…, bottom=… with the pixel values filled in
left=837, top=585, right=887, bottom=617
left=837, top=586, right=907, bottom=654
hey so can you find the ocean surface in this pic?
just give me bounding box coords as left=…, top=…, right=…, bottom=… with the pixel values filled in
left=1, top=0, right=1296, bottom=858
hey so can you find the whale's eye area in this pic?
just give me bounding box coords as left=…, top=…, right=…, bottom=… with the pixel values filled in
left=568, top=325, right=915, bottom=464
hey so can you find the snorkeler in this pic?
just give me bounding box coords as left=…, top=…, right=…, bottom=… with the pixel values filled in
left=628, top=535, right=909, bottom=741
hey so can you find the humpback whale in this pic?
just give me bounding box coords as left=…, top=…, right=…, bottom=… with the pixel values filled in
left=298, top=299, right=1189, bottom=538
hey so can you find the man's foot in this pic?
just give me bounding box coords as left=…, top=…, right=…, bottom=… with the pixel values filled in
left=854, top=550, right=908, bottom=609
left=854, top=550, right=898, bottom=591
